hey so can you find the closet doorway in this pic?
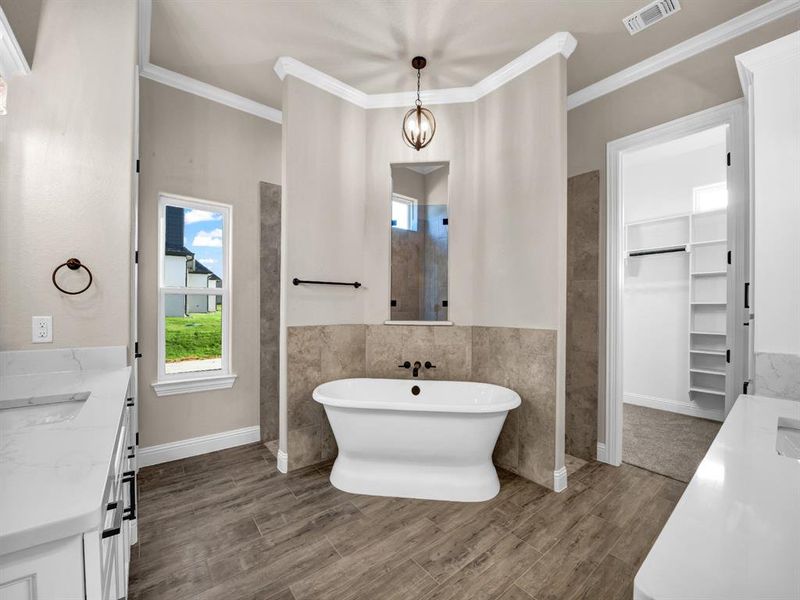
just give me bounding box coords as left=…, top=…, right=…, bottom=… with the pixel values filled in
left=605, top=101, right=748, bottom=480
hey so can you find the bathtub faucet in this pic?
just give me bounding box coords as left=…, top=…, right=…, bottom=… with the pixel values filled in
left=398, top=360, right=436, bottom=377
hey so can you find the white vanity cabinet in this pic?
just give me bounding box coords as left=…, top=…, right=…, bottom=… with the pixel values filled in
left=0, top=401, right=134, bottom=600
left=0, top=347, right=137, bottom=600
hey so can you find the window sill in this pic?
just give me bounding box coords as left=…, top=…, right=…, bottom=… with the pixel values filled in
left=152, top=373, right=238, bottom=397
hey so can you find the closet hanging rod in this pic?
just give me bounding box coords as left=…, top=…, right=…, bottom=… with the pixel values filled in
left=628, top=245, right=686, bottom=257
left=292, top=278, right=362, bottom=289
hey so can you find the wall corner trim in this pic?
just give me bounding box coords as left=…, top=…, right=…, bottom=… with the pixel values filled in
left=140, top=62, right=283, bottom=124
left=553, top=466, right=568, bottom=492
left=735, top=30, right=800, bottom=93
left=0, top=5, right=31, bottom=77
left=273, top=31, right=577, bottom=110
left=596, top=442, right=608, bottom=464
left=138, top=425, right=261, bottom=467
left=567, top=0, right=800, bottom=111
left=277, top=450, right=288, bottom=473
left=138, top=0, right=152, bottom=68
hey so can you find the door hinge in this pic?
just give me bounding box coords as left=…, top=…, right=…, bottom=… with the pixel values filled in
left=726, top=152, right=731, bottom=167
left=134, top=341, right=142, bottom=359
left=726, top=349, right=730, bottom=364
left=727, top=250, right=732, bottom=265
left=136, top=159, right=140, bottom=173
left=743, top=381, right=749, bottom=394
left=135, top=432, right=139, bottom=446
left=134, top=250, right=139, bottom=264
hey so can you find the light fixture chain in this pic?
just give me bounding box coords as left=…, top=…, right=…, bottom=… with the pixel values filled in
left=416, top=68, right=422, bottom=107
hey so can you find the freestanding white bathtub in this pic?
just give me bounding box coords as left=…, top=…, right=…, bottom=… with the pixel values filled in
left=312, top=378, right=521, bottom=502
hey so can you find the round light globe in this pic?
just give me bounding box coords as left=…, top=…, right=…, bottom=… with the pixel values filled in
left=402, top=105, right=436, bottom=151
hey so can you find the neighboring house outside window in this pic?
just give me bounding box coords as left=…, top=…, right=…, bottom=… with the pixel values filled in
left=152, top=194, right=236, bottom=397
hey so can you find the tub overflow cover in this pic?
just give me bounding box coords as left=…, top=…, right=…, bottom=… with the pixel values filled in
left=411, top=385, right=421, bottom=396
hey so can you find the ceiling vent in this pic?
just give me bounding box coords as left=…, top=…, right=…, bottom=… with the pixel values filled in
left=623, top=0, right=681, bottom=35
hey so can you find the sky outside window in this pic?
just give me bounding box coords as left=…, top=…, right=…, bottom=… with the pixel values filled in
left=183, top=208, right=224, bottom=279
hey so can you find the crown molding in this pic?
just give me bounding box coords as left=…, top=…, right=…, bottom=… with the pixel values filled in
left=274, top=31, right=577, bottom=110
left=274, top=55, right=370, bottom=107
left=0, top=5, right=30, bottom=77
left=138, top=0, right=152, bottom=69
left=140, top=62, right=283, bottom=123
left=566, top=0, right=800, bottom=111
left=735, top=30, right=800, bottom=93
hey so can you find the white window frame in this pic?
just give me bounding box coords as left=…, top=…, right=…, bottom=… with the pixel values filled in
left=391, top=193, right=418, bottom=231
left=152, top=193, right=236, bottom=397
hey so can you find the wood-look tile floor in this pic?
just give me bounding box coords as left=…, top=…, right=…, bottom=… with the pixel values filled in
left=129, top=443, right=685, bottom=600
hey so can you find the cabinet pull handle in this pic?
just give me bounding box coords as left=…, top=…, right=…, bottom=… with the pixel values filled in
left=122, top=471, right=136, bottom=521
left=102, top=501, right=123, bottom=538
left=127, top=445, right=135, bottom=459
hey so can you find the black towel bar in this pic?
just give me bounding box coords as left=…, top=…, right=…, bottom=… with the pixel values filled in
left=628, top=246, right=686, bottom=257
left=292, top=278, right=361, bottom=289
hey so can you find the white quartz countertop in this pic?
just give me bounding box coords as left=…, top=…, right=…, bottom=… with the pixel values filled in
left=0, top=364, right=131, bottom=555
left=634, top=394, right=800, bottom=600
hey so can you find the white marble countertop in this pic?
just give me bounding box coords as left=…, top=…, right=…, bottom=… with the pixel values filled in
left=0, top=347, right=130, bottom=556
left=635, top=394, right=800, bottom=600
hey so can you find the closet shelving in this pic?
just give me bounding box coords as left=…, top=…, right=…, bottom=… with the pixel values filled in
left=625, top=205, right=728, bottom=421
left=688, top=207, right=727, bottom=417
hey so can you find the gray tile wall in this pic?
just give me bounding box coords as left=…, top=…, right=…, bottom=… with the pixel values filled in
left=286, top=325, right=366, bottom=469
left=472, top=327, right=557, bottom=487
left=420, top=205, right=449, bottom=321
left=365, top=324, right=472, bottom=380
left=286, top=323, right=559, bottom=489
left=260, top=182, right=281, bottom=444
left=565, top=171, right=600, bottom=461
left=390, top=228, right=424, bottom=320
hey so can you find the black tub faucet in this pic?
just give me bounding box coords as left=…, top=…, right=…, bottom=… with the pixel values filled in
left=398, top=360, right=436, bottom=378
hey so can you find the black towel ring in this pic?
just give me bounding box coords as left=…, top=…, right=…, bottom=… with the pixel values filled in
left=52, top=258, right=93, bottom=295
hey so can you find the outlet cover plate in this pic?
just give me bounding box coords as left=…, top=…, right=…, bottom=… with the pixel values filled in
left=32, top=316, right=53, bottom=343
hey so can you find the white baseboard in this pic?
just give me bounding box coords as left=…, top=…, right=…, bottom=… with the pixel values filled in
left=553, top=466, right=568, bottom=493
left=138, top=425, right=261, bottom=467
left=277, top=450, right=288, bottom=473
left=624, top=392, right=723, bottom=422
left=596, top=442, right=609, bottom=464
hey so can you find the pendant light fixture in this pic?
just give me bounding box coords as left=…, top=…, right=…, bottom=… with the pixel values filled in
left=402, top=56, right=436, bottom=151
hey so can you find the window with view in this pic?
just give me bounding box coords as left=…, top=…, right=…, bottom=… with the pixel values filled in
left=391, top=193, right=418, bottom=231
left=155, top=194, right=233, bottom=393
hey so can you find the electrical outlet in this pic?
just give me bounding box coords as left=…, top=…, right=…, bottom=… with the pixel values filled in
left=32, top=316, right=52, bottom=343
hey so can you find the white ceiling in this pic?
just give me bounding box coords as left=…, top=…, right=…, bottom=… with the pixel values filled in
left=149, top=0, right=769, bottom=110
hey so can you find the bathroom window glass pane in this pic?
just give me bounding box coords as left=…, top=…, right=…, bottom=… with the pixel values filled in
left=164, top=293, right=223, bottom=375
left=391, top=196, right=417, bottom=231
left=163, top=205, right=225, bottom=289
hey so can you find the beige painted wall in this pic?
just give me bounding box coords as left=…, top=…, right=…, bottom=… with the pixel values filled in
left=424, top=167, right=448, bottom=206
left=474, top=55, right=568, bottom=331
left=568, top=16, right=800, bottom=448
left=391, top=167, right=425, bottom=202
left=283, top=76, right=366, bottom=328
left=137, top=79, right=281, bottom=447
left=0, top=0, right=136, bottom=350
